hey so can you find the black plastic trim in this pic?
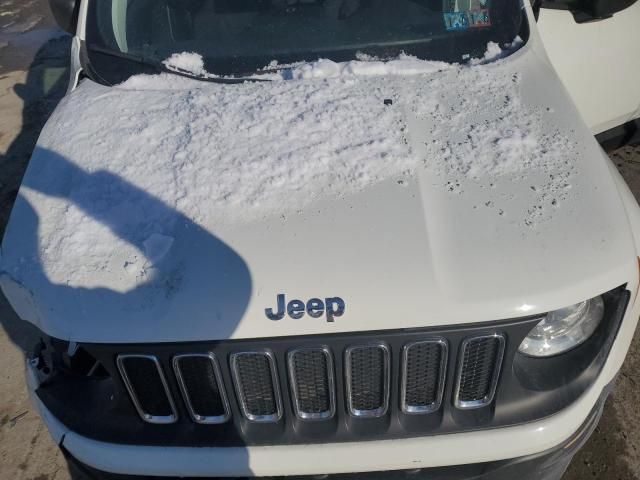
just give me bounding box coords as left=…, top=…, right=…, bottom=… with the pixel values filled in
left=540, top=0, right=638, bottom=23
left=36, top=286, right=629, bottom=447
left=596, top=119, right=640, bottom=152
left=60, top=378, right=614, bottom=480
left=49, top=0, right=80, bottom=34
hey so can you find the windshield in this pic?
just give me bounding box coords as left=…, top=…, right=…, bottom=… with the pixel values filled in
left=85, top=0, right=526, bottom=81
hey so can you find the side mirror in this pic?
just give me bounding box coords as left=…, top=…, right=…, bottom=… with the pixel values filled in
left=49, top=0, right=80, bottom=34
left=578, top=0, right=637, bottom=20
left=541, top=0, right=637, bottom=22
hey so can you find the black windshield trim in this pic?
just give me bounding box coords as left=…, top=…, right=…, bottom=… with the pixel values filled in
left=84, top=43, right=273, bottom=85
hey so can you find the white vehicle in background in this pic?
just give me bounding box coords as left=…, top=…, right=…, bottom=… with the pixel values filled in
left=1, top=0, right=639, bottom=479
left=535, top=0, right=640, bottom=146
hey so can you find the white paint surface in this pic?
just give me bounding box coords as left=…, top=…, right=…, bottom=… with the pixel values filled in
left=537, top=1, right=640, bottom=134
left=0, top=30, right=638, bottom=343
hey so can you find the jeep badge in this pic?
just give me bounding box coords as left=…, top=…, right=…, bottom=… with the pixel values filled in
left=265, top=294, right=345, bottom=322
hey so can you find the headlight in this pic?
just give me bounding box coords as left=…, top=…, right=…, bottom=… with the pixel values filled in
left=518, top=296, right=605, bottom=357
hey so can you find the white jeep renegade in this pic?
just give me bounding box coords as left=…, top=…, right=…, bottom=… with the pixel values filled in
left=1, top=0, right=640, bottom=478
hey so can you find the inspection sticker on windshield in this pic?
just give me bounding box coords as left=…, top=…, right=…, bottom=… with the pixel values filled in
left=468, top=9, right=491, bottom=27
left=443, top=9, right=491, bottom=30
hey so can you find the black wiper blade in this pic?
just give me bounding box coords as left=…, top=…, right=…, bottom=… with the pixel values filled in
left=86, top=44, right=271, bottom=84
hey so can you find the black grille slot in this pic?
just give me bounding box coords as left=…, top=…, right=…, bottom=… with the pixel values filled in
left=117, top=355, right=177, bottom=424
left=402, top=340, right=447, bottom=413
left=288, top=348, right=335, bottom=419
left=173, top=354, right=229, bottom=424
left=231, top=351, right=282, bottom=422
left=455, top=335, right=505, bottom=409
left=345, top=344, right=390, bottom=417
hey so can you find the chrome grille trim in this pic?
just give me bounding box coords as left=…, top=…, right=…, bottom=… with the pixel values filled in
left=400, top=339, right=448, bottom=414
left=172, top=353, right=231, bottom=424
left=344, top=343, right=390, bottom=418
left=453, top=334, right=506, bottom=410
left=287, top=346, right=336, bottom=420
left=116, top=354, right=178, bottom=424
left=230, top=350, right=283, bottom=422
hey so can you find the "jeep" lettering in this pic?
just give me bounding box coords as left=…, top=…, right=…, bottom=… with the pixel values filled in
left=265, top=294, right=345, bottom=323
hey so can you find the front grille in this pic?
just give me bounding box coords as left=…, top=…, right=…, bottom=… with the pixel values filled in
left=173, top=354, right=230, bottom=424
left=112, top=331, right=519, bottom=443
left=116, top=355, right=177, bottom=424
left=230, top=351, right=283, bottom=422
left=288, top=347, right=335, bottom=419
left=401, top=340, right=447, bottom=414
left=454, top=335, right=505, bottom=409
left=345, top=344, right=390, bottom=417
left=115, top=335, right=507, bottom=428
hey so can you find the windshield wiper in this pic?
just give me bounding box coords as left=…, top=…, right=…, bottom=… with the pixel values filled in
left=85, top=44, right=271, bottom=84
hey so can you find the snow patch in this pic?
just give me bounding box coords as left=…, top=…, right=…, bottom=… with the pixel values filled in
left=407, top=65, right=578, bottom=226
left=157, top=42, right=516, bottom=82
left=57, top=75, right=416, bottom=230
left=17, top=69, right=418, bottom=289
left=470, top=37, right=524, bottom=65
left=163, top=52, right=207, bottom=76
left=283, top=54, right=451, bottom=80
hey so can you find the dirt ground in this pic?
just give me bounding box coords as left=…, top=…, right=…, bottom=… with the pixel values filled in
left=1, top=1, right=640, bottom=479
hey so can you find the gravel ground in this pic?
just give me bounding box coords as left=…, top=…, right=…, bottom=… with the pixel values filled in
left=0, top=1, right=639, bottom=479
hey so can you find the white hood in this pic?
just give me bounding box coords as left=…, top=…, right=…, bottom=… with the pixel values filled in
left=0, top=41, right=637, bottom=343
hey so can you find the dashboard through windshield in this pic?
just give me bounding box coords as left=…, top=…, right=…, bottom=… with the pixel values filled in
left=85, top=0, right=526, bottom=82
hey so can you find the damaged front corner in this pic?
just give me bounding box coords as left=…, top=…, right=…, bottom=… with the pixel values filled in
left=25, top=357, right=70, bottom=445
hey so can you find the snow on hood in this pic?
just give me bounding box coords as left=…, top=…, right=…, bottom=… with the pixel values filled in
left=162, top=40, right=521, bottom=80
left=270, top=54, right=451, bottom=79
left=162, top=50, right=452, bottom=80
left=0, top=45, right=585, bottom=321
left=88, top=74, right=417, bottom=224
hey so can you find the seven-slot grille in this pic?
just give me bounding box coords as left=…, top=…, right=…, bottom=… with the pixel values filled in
left=117, top=335, right=506, bottom=425
left=454, top=334, right=506, bottom=409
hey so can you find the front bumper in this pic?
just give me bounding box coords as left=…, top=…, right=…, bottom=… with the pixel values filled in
left=25, top=285, right=639, bottom=478
left=61, top=382, right=610, bottom=480
left=28, top=332, right=626, bottom=479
